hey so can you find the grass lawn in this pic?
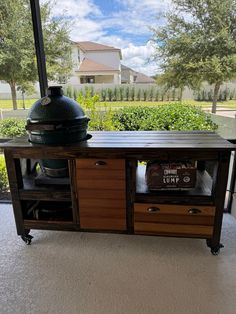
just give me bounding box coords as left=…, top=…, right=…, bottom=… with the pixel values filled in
left=98, top=100, right=236, bottom=109
left=1, top=98, right=236, bottom=110
left=0, top=99, right=37, bottom=110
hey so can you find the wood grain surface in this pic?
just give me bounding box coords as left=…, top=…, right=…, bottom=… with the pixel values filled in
left=77, top=158, right=127, bottom=231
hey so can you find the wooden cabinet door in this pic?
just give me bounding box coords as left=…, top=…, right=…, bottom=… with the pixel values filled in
left=76, top=159, right=126, bottom=231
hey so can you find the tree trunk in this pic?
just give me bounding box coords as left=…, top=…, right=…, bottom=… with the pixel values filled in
left=22, top=92, right=25, bottom=110
left=179, top=87, right=184, bottom=101
left=212, top=82, right=221, bottom=114
left=9, top=81, right=18, bottom=110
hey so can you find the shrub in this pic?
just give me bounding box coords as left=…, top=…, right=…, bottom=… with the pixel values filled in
left=65, top=85, right=73, bottom=98
left=112, top=103, right=217, bottom=131
left=229, top=89, right=236, bottom=100
left=207, top=90, right=213, bottom=101
left=107, top=88, right=113, bottom=101
left=135, top=88, right=141, bottom=101
left=112, top=106, right=152, bottom=131
left=155, top=89, right=159, bottom=101
left=113, top=87, right=118, bottom=101
left=125, top=86, right=129, bottom=101
left=172, top=89, right=176, bottom=101
left=0, top=118, right=26, bottom=137
left=223, top=88, right=230, bottom=101
left=161, top=90, right=165, bottom=101
left=77, top=91, right=114, bottom=131
left=100, top=89, right=106, bottom=101
left=149, top=87, right=154, bottom=101
left=119, top=86, right=124, bottom=101
left=0, top=155, right=8, bottom=190
left=143, top=90, right=147, bottom=101
left=73, top=89, right=78, bottom=100
left=130, top=87, right=135, bottom=101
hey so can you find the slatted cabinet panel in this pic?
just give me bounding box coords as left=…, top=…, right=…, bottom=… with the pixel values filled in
left=76, top=159, right=127, bottom=231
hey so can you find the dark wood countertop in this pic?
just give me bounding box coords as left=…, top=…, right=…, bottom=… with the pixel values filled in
left=1, top=131, right=235, bottom=159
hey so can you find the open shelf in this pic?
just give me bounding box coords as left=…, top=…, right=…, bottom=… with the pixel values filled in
left=19, top=174, right=71, bottom=201
left=21, top=200, right=73, bottom=222
left=136, top=164, right=213, bottom=204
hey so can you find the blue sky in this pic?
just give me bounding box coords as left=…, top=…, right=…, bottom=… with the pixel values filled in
left=44, top=0, right=171, bottom=75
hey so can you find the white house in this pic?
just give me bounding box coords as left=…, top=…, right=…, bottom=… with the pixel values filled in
left=121, top=64, right=156, bottom=84
left=69, top=41, right=122, bottom=85
left=0, top=41, right=156, bottom=99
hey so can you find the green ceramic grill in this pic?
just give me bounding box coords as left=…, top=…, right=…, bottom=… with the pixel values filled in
left=26, top=86, right=91, bottom=177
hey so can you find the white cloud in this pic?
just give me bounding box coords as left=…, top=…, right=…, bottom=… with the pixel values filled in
left=121, top=42, right=158, bottom=76
left=119, top=0, right=171, bottom=11
left=41, top=0, right=101, bottom=18
left=97, top=36, right=130, bottom=49
left=41, top=0, right=168, bottom=76
left=70, top=19, right=105, bottom=41
left=108, top=0, right=171, bottom=35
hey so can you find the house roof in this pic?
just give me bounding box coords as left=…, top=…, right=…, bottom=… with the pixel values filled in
left=121, top=64, right=136, bottom=73
left=134, top=72, right=156, bottom=83
left=77, top=58, right=118, bottom=73
left=121, top=64, right=156, bottom=83
left=76, top=41, right=121, bottom=53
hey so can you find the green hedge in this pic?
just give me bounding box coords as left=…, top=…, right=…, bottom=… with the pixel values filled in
left=112, top=103, right=217, bottom=131
left=0, top=155, right=8, bottom=190
left=194, top=88, right=236, bottom=101
left=65, top=85, right=182, bottom=102
left=0, top=118, right=27, bottom=137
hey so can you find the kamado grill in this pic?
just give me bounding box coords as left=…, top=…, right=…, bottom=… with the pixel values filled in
left=26, top=86, right=91, bottom=178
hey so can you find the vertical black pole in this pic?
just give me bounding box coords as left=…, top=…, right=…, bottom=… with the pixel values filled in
left=30, top=0, right=48, bottom=97
left=227, top=142, right=236, bottom=213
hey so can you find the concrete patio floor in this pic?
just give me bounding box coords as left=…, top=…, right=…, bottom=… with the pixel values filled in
left=1, top=204, right=236, bottom=314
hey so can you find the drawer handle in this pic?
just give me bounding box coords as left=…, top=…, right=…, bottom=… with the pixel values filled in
left=95, top=160, right=107, bottom=166
left=147, top=207, right=160, bottom=213
left=188, top=208, right=201, bottom=214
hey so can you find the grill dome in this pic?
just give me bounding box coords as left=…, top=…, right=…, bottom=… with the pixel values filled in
left=26, top=86, right=90, bottom=145
left=25, top=86, right=91, bottom=178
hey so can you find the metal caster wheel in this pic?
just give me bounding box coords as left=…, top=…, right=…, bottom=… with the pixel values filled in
left=210, top=243, right=224, bottom=256
left=21, top=234, right=33, bottom=245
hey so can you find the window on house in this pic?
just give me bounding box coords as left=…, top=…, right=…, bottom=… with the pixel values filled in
left=81, top=76, right=95, bottom=84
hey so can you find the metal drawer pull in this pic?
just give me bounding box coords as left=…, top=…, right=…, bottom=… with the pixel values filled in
left=188, top=208, right=201, bottom=214
left=95, top=160, right=107, bottom=166
left=147, top=207, right=160, bottom=212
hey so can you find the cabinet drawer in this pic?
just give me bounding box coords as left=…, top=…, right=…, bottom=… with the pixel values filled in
left=134, top=222, right=213, bottom=238
left=76, top=159, right=125, bottom=170
left=135, top=203, right=215, bottom=218
left=134, top=203, right=215, bottom=237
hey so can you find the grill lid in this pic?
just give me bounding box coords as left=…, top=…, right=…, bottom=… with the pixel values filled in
left=27, top=86, right=87, bottom=124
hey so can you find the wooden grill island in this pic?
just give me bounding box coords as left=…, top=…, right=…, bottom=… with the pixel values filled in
left=1, top=131, right=236, bottom=255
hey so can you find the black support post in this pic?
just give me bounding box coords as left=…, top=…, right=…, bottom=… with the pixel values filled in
left=30, top=0, right=48, bottom=97
left=227, top=141, right=236, bottom=213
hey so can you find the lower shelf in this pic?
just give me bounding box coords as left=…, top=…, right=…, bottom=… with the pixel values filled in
left=22, top=200, right=73, bottom=222
left=23, top=220, right=78, bottom=231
